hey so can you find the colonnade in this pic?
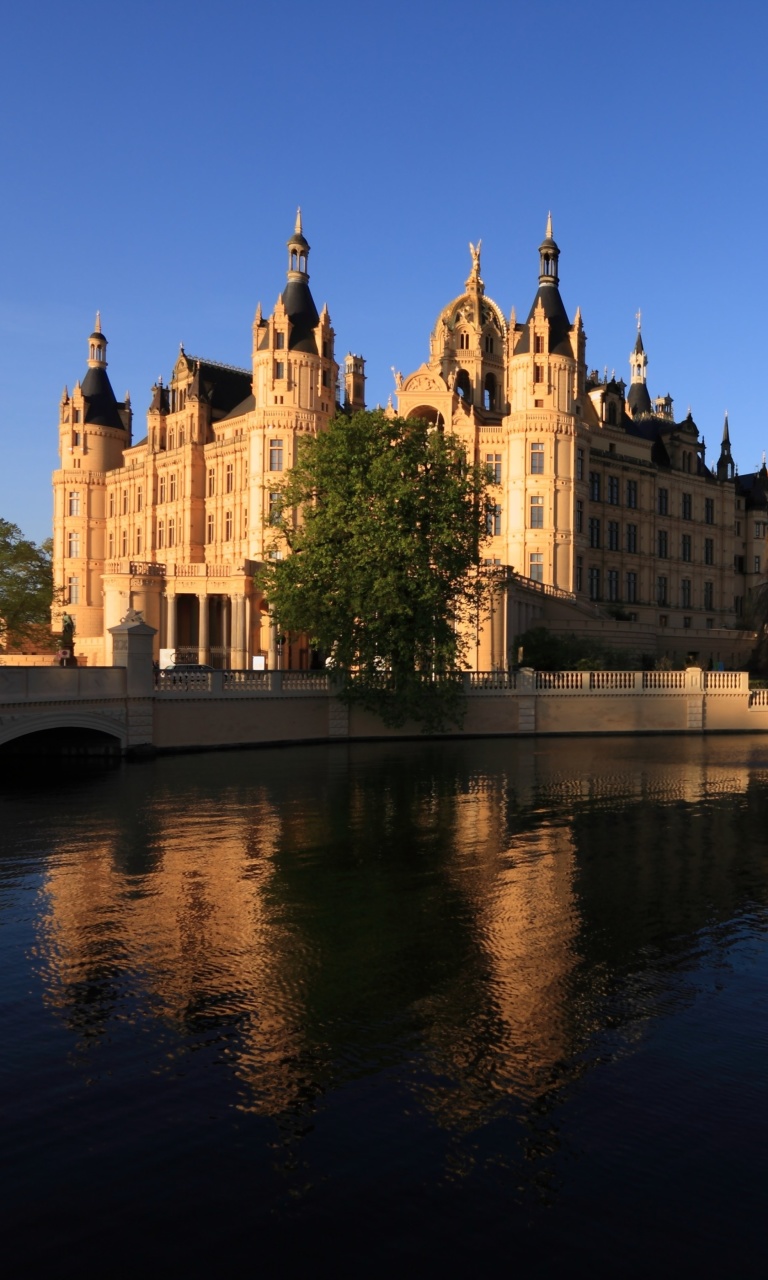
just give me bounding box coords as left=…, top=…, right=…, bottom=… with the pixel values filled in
left=163, top=591, right=263, bottom=670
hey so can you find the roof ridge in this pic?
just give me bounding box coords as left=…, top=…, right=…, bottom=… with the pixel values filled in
left=185, top=355, right=251, bottom=376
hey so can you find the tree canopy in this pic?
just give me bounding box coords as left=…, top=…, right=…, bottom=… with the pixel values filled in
left=258, top=410, right=498, bottom=728
left=0, top=520, right=55, bottom=651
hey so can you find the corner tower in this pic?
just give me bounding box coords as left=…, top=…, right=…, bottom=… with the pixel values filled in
left=52, top=315, right=131, bottom=658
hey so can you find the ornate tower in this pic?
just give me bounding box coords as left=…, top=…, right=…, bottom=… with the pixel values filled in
left=52, top=315, right=131, bottom=657
left=717, top=412, right=736, bottom=481
left=626, top=316, right=652, bottom=418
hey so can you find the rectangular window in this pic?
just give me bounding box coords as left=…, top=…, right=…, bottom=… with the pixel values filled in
left=108, top=532, right=114, bottom=557
left=226, top=462, right=234, bottom=493
left=534, top=363, right=544, bottom=384
left=530, top=442, right=544, bottom=474
left=658, top=487, right=668, bottom=515
left=588, top=567, right=601, bottom=600
left=275, top=361, right=285, bottom=380
left=487, top=504, right=502, bottom=537
left=67, top=574, right=80, bottom=605
left=658, top=530, right=668, bottom=558
left=269, top=492, right=283, bottom=526
left=206, top=513, right=214, bottom=544
left=529, top=552, right=544, bottom=582
left=755, top=556, right=761, bottom=574
left=705, top=498, right=715, bottom=525
left=576, top=499, right=584, bottom=533
left=704, top=537, right=714, bottom=565
left=589, top=471, right=601, bottom=502
left=486, top=453, right=502, bottom=484
left=485, top=335, right=494, bottom=354
left=681, top=534, right=692, bottom=562
left=275, top=332, right=285, bottom=349
left=169, top=473, right=177, bottom=502
left=534, top=334, right=544, bottom=354
left=626, top=523, right=637, bottom=553
left=67, top=531, right=80, bottom=558
left=589, top=517, right=601, bottom=548
left=576, top=448, right=584, bottom=481
left=121, top=529, right=128, bottom=556
left=681, top=578, right=691, bottom=608
left=607, top=569, right=619, bottom=601
left=168, top=518, right=175, bottom=548
left=576, top=555, right=583, bottom=592
left=682, top=492, right=692, bottom=520
left=657, top=575, right=668, bottom=606
left=159, top=476, right=166, bottom=504
left=626, top=479, right=638, bottom=509
left=530, top=496, right=544, bottom=528
left=683, top=616, right=692, bottom=629
left=626, top=571, right=637, bottom=603
left=122, top=489, right=129, bottom=515
left=207, top=468, right=215, bottom=497
left=136, top=528, right=142, bottom=555
left=157, top=520, right=165, bottom=549
left=704, top=581, right=714, bottom=610
left=607, top=476, right=619, bottom=505
left=608, top=520, right=619, bottom=551
left=108, top=492, right=115, bottom=518
left=270, top=440, right=284, bottom=472
left=225, top=511, right=233, bottom=541
left=68, top=491, right=80, bottom=516
left=137, top=486, right=143, bottom=512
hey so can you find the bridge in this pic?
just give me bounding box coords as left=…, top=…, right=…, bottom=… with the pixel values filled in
left=0, top=612, right=766, bottom=757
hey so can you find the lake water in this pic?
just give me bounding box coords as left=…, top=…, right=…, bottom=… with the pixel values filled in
left=2, top=736, right=767, bottom=1277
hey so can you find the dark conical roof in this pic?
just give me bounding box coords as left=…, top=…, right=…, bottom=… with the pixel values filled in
left=627, top=380, right=652, bottom=417
left=81, top=364, right=125, bottom=429
left=515, top=282, right=572, bottom=356
left=634, top=331, right=645, bottom=354
left=282, top=279, right=320, bottom=353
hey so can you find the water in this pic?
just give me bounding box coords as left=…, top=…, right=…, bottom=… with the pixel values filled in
left=1, top=737, right=767, bottom=1276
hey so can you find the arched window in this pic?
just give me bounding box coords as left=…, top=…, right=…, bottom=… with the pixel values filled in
left=484, top=373, right=497, bottom=411
left=456, top=369, right=471, bottom=401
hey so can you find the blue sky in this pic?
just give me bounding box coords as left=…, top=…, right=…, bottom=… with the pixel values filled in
left=2, top=0, right=767, bottom=544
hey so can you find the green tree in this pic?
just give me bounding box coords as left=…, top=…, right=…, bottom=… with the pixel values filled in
left=258, top=411, right=498, bottom=729
left=0, top=520, right=55, bottom=651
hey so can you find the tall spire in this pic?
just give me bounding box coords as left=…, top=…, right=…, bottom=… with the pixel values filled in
left=627, top=316, right=651, bottom=417
left=295, top=207, right=303, bottom=237
left=538, top=213, right=559, bottom=285
left=286, top=208, right=310, bottom=280
left=717, top=411, right=735, bottom=480
left=94, top=310, right=102, bottom=334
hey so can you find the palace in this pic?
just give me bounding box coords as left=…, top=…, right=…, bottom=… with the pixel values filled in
left=52, top=214, right=764, bottom=669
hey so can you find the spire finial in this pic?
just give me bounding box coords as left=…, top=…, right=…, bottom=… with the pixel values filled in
left=95, top=310, right=101, bottom=334
left=635, top=308, right=642, bottom=332
left=295, top=207, right=302, bottom=235
left=545, top=211, right=553, bottom=239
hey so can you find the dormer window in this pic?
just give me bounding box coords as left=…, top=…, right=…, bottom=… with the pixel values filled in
left=534, top=335, right=544, bottom=354
left=276, top=332, right=285, bottom=349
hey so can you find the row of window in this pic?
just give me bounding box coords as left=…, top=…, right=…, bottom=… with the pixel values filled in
left=576, top=562, right=716, bottom=611
left=588, top=473, right=716, bottom=523
left=580, top=513, right=719, bottom=564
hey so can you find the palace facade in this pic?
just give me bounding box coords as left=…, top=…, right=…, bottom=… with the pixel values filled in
left=52, top=214, right=764, bottom=668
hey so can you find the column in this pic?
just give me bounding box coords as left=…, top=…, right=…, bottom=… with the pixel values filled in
left=231, top=595, right=247, bottom=670
left=166, top=593, right=177, bottom=651
left=222, top=595, right=231, bottom=668
left=198, top=594, right=209, bottom=664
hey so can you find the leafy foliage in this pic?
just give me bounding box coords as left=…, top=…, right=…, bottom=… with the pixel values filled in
left=258, top=411, right=498, bottom=728
left=0, top=520, right=56, bottom=651
left=514, top=626, right=652, bottom=672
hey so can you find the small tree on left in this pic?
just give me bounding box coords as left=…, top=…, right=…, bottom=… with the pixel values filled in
left=0, top=520, right=56, bottom=652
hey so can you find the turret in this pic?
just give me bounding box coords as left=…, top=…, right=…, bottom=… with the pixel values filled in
left=717, top=412, right=735, bottom=480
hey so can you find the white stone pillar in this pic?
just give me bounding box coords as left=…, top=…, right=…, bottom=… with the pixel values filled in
left=166, top=594, right=177, bottom=650
left=222, top=595, right=231, bottom=668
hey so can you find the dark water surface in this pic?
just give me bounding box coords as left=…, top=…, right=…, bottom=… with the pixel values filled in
left=2, top=737, right=767, bottom=1277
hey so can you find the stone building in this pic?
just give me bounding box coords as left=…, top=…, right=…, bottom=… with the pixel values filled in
left=52, top=214, right=762, bottom=669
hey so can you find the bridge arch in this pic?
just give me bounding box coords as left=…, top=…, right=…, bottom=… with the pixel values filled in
left=0, top=711, right=126, bottom=754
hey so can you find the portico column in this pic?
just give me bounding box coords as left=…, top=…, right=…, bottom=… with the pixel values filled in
left=198, top=593, right=209, bottom=664
left=231, top=595, right=247, bottom=670
left=222, top=595, right=231, bottom=668
left=166, top=593, right=177, bottom=650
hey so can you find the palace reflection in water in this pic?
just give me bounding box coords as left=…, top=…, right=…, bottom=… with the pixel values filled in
left=4, top=737, right=768, bottom=1275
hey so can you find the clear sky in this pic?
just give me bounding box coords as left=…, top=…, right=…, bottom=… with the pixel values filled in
left=2, top=0, right=767, bottom=545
